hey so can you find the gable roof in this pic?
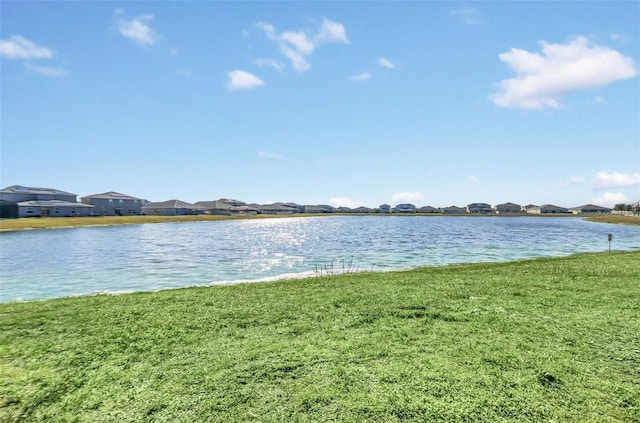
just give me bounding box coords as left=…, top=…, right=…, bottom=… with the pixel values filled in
left=570, top=204, right=612, bottom=211
left=81, top=191, right=142, bottom=201
left=142, top=199, right=202, bottom=209
left=0, top=185, right=76, bottom=196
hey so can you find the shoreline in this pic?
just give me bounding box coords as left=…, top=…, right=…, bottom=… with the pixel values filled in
left=1, top=213, right=638, bottom=233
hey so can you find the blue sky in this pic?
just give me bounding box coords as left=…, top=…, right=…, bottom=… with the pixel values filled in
left=1, top=1, right=639, bottom=208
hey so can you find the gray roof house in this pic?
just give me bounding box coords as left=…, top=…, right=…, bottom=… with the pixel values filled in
left=417, top=206, right=441, bottom=213
left=569, top=204, right=612, bottom=214
left=0, top=185, right=77, bottom=203
left=394, top=203, right=416, bottom=213
left=467, top=203, right=493, bottom=214
left=194, top=199, right=258, bottom=215
left=379, top=204, right=391, bottom=213
left=0, top=185, right=92, bottom=218
left=528, top=204, right=569, bottom=214
left=336, top=206, right=353, bottom=213
left=352, top=206, right=374, bottom=213
left=442, top=206, right=467, bottom=214
left=495, top=202, right=522, bottom=214
left=81, top=191, right=146, bottom=216
left=301, top=204, right=336, bottom=213
left=142, top=200, right=205, bottom=216
left=16, top=200, right=94, bottom=218
left=251, top=203, right=299, bottom=215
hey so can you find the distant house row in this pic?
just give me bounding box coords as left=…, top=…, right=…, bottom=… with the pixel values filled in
left=0, top=185, right=613, bottom=219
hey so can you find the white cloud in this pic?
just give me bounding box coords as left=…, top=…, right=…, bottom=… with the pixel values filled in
left=0, top=35, right=53, bottom=60
left=451, top=8, right=482, bottom=26
left=258, top=151, right=283, bottom=160
left=255, top=58, right=284, bottom=71
left=592, top=171, right=640, bottom=190
left=391, top=192, right=426, bottom=203
left=350, top=72, right=371, bottom=81
left=257, top=17, right=348, bottom=72
left=26, top=64, right=66, bottom=78
left=468, top=176, right=480, bottom=184
left=115, top=11, right=158, bottom=47
left=490, top=36, right=637, bottom=109
left=227, top=70, right=264, bottom=91
left=315, top=17, right=350, bottom=44
left=329, top=197, right=364, bottom=208
left=610, top=33, right=630, bottom=43
left=377, top=57, right=396, bottom=69
left=591, top=192, right=630, bottom=207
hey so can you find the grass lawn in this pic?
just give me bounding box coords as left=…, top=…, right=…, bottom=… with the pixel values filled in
left=1, top=251, right=639, bottom=422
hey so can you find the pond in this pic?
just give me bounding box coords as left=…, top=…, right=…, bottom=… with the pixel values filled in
left=1, top=216, right=638, bottom=302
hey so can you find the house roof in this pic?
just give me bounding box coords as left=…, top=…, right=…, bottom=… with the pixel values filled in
left=142, top=200, right=203, bottom=209
left=540, top=204, right=567, bottom=209
left=1, top=185, right=76, bottom=196
left=570, top=204, right=611, bottom=210
left=194, top=200, right=233, bottom=209
left=496, top=202, right=521, bottom=207
left=17, top=200, right=94, bottom=208
left=81, top=191, right=143, bottom=201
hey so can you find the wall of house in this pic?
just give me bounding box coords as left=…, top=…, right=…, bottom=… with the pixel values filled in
left=84, top=198, right=142, bottom=216
left=18, top=205, right=93, bottom=218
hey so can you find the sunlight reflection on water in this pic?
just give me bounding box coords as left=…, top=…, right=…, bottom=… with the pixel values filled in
left=1, top=216, right=638, bottom=301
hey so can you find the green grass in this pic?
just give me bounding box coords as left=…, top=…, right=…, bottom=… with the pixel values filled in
left=1, top=251, right=639, bottom=422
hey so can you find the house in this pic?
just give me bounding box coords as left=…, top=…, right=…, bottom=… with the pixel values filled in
left=352, top=206, right=374, bottom=213
left=569, top=204, right=612, bottom=214
left=394, top=203, right=416, bottom=213
left=0, top=185, right=92, bottom=218
left=522, top=204, right=538, bottom=213
left=194, top=199, right=258, bottom=215
left=467, top=203, right=493, bottom=214
left=336, top=207, right=353, bottom=213
left=379, top=204, right=391, bottom=213
left=0, top=200, right=18, bottom=219
left=442, top=206, right=467, bottom=214
left=417, top=206, right=441, bottom=213
left=301, top=205, right=335, bottom=213
left=495, top=202, right=522, bottom=214
left=142, top=200, right=205, bottom=216
left=0, top=185, right=77, bottom=203
left=527, top=204, right=569, bottom=214
left=81, top=191, right=146, bottom=216
left=251, top=203, right=299, bottom=215
left=16, top=200, right=94, bottom=217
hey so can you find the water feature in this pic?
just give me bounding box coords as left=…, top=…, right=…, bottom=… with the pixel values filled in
left=1, top=216, right=638, bottom=302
